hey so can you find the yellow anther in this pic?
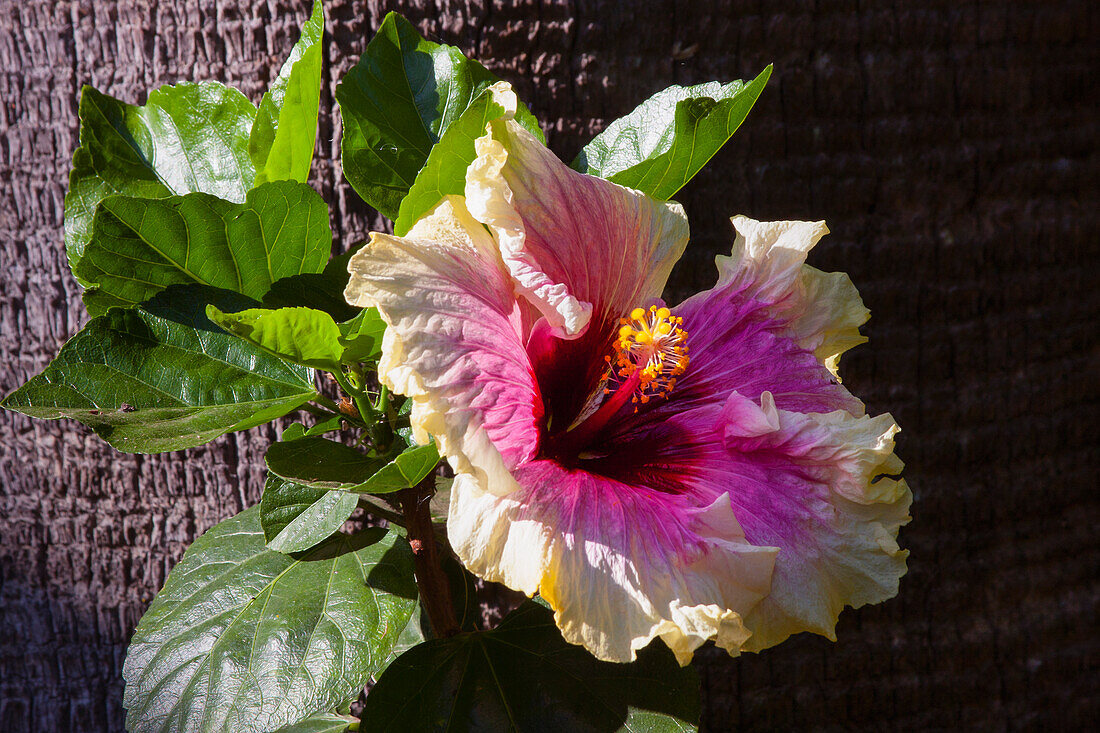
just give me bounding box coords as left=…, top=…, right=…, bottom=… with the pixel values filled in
left=605, top=303, right=690, bottom=406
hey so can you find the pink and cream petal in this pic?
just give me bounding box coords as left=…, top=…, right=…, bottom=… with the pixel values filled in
left=344, top=197, right=540, bottom=497
left=447, top=461, right=778, bottom=664
left=712, top=215, right=870, bottom=376
left=715, top=392, right=911, bottom=651
left=465, top=118, right=690, bottom=337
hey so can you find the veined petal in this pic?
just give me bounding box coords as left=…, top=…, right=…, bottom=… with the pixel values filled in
left=448, top=466, right=777, bottom=665
left=665, top=277, right=862, bottom=419
left=466, top=118, right=690, bottom=337
left=345, top=197, right=540, bottom=496
left=715, top=215, right=871, bottom=376
left=715, top=392, right=911, bottom=651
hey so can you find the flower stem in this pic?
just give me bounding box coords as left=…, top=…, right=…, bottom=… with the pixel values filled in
left=398, top=477, right=459, bottom=638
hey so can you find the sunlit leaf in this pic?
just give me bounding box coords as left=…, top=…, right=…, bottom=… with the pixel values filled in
left=77, top=181, right=331, bottom=316
left=123, top=506, right=417, bottom=733
left=573, top=67, right=771, bottom=200
left=336, top=11, right=541, bottom=219
left=65, top=82, right=257, bottom=280
left=250, top=1, right=325, bottom=185
left=260, top=473, right=360, bottom=553
left=207, top=306, right=345, bottom=371
left=2, top=286, right=316, bottom=453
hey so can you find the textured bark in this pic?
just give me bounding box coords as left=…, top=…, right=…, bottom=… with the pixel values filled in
left=1, top=0, right=1096, bottom=730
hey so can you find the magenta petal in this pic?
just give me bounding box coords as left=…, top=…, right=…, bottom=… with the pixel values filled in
left=672, top=277, right=862, bottom=416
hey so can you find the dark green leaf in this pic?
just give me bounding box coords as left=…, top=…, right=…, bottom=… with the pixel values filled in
left=281, top=417, right=347, bottom=443
left=1, top=286, right=316, bottom=453
left=250, top=1, right=325, bottom=186
left=355, top=443, right=439, bottom=494
left=263, top=245, right=365, bottom=323
left=65, top=82, right=257, bottom=278
left=382, top=609, right=427, bottom=675
left=123, top=506, right=418, bottom=733
left=261, top=473, right=360, bottom=553
left=361, top=601, right=700, bottom=732
left=208, top=306, right=344, bottom=371
left=573, top=67, right=772, bottom=200
left=283, top=422, right=310, bottom=441
left=337, top=307, right=387, bottom=364
left=303, top=415, right=346, bottom=437
left=266, top=436, right=439, bottom=496
left=394, top=83, right=541, bottom=235
left=439, top=549, right=480, bottom=633
left=271, top=712, right=356, bottom=733
left=336, top=11, right=542, bottom=219
left=76, top=181, right=331, bottom=316
left=394, top=396, right=415, bottom=442
left=266, top=436, right=386, bottom=491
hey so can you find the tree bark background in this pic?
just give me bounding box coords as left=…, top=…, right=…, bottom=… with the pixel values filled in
left=1, top=0, right=1095, bottom=730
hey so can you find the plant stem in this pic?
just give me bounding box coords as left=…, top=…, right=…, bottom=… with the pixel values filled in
left=330, top=367, right=383, bottom=441
left=398, top=477, right=459, bottom=638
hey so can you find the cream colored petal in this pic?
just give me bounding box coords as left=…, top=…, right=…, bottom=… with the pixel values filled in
left=448, top=468, right=778, bottom=665
left=345, top=197, right=537, bottom=498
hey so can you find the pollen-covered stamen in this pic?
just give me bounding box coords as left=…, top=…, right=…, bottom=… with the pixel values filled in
left=604, top=305, right=690, bottom=406
left=544, top=306, right=689, bottom=459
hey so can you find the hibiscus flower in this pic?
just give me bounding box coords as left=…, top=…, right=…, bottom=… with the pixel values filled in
left=345, top=90, right=911, bottom=665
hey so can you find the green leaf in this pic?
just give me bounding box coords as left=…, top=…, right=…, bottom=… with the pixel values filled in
left=65, top=82, right=257, bottom=278
left=208, top=306, right=344, bottom=371
left=295, top=415, right=346, bottom=438
left=336, top=11, right=542, bottom=219
left=573, top=66, right=772, bottom=200
left=271, top=713, right=356, bottom=733
left=393, top=83, right=542, bottom=235
left=360, top=601, right=700, bottom=732
left=263, top=245, right=365, bottom=323
left=1, top=286, right=316, bottom=453
left=381, top=609, right=427, bottom=676
left=337, top=307, right=387, bottom=364
left=76, top=180, right=332, bottom=316
left=355, top=443, right=439, bottom=494
left=250, top=1, right=325, bottom=186
left=209, top=302, right=388, bottom=370
left=266, top=436, right=386, bottom=491
left=266, top=437, right=439, bottom=495
left=122, top=506, right=418, bottom=733
left=260, top=474, right=359, bottom=553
